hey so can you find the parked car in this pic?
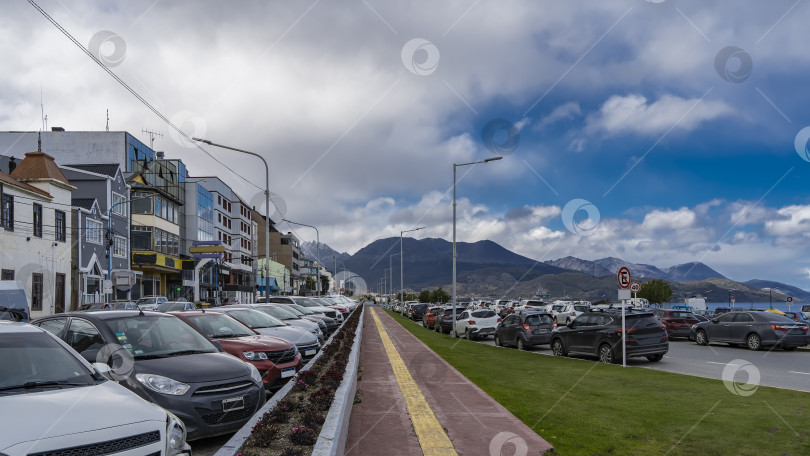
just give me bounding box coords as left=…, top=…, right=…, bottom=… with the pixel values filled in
left=801, top=305, right=810, bottom=319
left=495, top=311, right=556, bottom=350
left=556, top=303, right=591, bottom=325
left=314, top=297, right=350, bottom=316
left=266, top=296, right=343, bottom=323
left=784, top=311, right=810, bottom=324
left=0, top=321, right=191, bottom=456
left=155, top=301, right=198, bottom=312
left=30, top=311, right=266, bottom=440
left=651, top=309, right=700, bottom=339
left=452, top=309, right=501, bottom=340
left=112, top=301, right=138, bottom=310
left=513, top=299, right=546, bottom=314
left=170, top=311, right=302, bottom=390
left=690, top=311, right=809, bottom=351
left=711, top=307, right=744, bottom=318
left=408, top=303, right=429, bottom=321
left=285, top=303, right=338, bottom=334
left=0, top=281, right=30, bottom=322
left=545, top=302, right=566, bottom=320
left=210, top=307, right=321, bottom=358
left=422, top=306, right=444, bottom=330
left=135, top=296, right=169, bottom=310
left=235, top=303, right=324, bottom=342
left=434, top=306, right=467, bottom=334
left=550, top=309, right=669, bottom=363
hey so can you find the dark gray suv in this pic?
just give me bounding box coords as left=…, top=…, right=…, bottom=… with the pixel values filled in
left=495, top=311, right=555, bottom=350
left=550, top=309, right=669, bottom=363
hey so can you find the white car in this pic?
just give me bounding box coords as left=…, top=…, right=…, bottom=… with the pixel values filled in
left=0, top=321, right=190, bottom=456
left=556, top=303, right=592, bottom=325
left=514, top=299, right=546, bottom=314
left=452, top=309, right=502, bottom=340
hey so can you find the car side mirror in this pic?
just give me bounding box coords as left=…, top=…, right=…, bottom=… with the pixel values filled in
left=711, top=319, right=719, bottom=324
left=92, top=362, right=113, bottom=379
left=567, top=321, right=576, bottom=329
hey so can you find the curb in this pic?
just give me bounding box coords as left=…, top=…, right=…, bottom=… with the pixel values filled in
left=213, top=305, right=362, bottom=456
left=311, top=305, right=365, bottom=456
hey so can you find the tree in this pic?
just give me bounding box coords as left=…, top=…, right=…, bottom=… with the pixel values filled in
left=418, top=289, right=431, bottom=303
left=430, top=287, right=450, bottom=304
left=638, top=279, right=673, bottom=304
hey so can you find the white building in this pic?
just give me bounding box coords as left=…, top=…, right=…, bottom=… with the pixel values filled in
left=0, top=150, right=75, bottom=317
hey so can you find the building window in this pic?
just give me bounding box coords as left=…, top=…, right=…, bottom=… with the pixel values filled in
left=31, top=273, right=43, bottom=311
left=55, top=211, right=66, bottom=242
left=33, top=203, right=42, bottom=237
left=113, top=235, right=127, bottom=258
left=86, top=219, right=103, bottom=245
left=1, top=194, right=13, bottom=231
left=111, top=192, right=127, bottom=216
left=1, top=269, right=13, bottom=280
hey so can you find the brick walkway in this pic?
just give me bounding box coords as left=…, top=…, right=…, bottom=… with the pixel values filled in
left=346, top=305, right=553, bottom=456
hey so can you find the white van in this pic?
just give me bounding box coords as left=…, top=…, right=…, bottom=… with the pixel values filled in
left=0, top=322, right=191, bottom=456
left=0, top=281, right=30, bottom=322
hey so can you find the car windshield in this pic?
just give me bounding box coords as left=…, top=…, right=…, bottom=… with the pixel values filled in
left=471, top=310, right=496, bottom=318
left=552, top=305, right=564, bottom=311
left=413, top=304, right=428, bottom=311
left=0, top=332, right=97, bottom=393
left=184, top=314, right=255, bottom=338
left=289, top=304, right=314, bottom=315
left=224, top=309, right=286, bottom=328
left=573, top=305, right=589, bottom=312
left=294, top=298, right=322, bottom=307
left=136, top=298, right=155, bottom=304
left=525, top=314, right=554, bottom=325
left=156, top=302, right=190, bottom=312
left=670, top=311, right=695, bottom=319
left=262, top=305, right=300, bottom=320
left=103, top=315, right=218, bottom=358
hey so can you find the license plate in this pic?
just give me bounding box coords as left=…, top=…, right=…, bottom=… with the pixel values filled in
left=281, top=367, right=296, bottom=378
left=222, top=396, right=245, bottom=412
left=536, top=329, right=549, bottom=333
left=304, top=349, right=317, bottom=356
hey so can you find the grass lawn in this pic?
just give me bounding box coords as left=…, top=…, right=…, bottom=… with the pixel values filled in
left=386, top=311, right=810, bottom=456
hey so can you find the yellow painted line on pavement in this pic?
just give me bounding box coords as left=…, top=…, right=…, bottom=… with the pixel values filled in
left=370, top=308, right=458, bottom=456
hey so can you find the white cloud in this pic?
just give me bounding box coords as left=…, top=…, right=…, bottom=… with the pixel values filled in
left=535, top=102, right=581, bottom=130
left=764, top=205, right=810, bottom=237
left=586, top=94, right=734, bottom=136
left=641, top=207, right=697, bottom=231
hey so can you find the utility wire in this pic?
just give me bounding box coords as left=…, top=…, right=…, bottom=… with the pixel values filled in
left=27, top=0, right=268, bottom=196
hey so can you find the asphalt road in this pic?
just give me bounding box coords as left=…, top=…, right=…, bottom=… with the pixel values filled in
left=415, top=319, right=810, bottom=392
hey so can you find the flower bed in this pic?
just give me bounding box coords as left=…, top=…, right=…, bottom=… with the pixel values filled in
left=217, top=304, right=364, bottom=456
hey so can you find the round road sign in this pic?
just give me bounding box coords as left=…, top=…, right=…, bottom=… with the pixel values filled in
left=617, top=267, right=631, bottom=289
left=630, top=282, right=641, bottom=293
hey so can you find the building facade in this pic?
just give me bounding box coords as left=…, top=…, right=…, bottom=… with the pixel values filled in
left=0, top=151, right=74, bottom=317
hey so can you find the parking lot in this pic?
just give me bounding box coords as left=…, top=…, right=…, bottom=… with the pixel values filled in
left=408, top=318, right=810, bottom=393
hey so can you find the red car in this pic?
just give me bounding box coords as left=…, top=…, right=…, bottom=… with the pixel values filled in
left=170, top=311, right=302, bottom=390
left=651, top=309, right=700, bottom=339
left=422, top=306, right=444, bottom=329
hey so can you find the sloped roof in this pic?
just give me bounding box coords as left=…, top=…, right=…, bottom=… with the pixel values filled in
left=0, top=171, right=52, bottom=198
left=65, top=164, right=120, bottom=178
left=72, top=198, right=97, bottom=211
left=10, top=151, right=71, bottom=186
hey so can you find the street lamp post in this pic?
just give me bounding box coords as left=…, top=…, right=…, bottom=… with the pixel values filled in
left=192, top=138, right=270, bottom=302
left=401, top=226, right=425, bottom=307
left=282, top=218, right=321, bottom=296
left=452, top=157, right=502, bottom=336
left=390, top=253, right=401, bottom=304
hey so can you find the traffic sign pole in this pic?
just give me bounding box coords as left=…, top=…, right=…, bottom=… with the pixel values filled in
left=617, top=267, right=631, bottom=368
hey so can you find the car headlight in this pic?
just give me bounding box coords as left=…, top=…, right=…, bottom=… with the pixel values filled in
left=165, top=411, right=188, bottom=456
left=136, top=374, right=190, bottom=396
left=243, top=351, right=268, bottom=361
left=247, top=363, right=263, bottom=384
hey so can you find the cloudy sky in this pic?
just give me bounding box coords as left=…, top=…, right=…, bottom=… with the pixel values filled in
left=3, top=1, right=810, bottom=289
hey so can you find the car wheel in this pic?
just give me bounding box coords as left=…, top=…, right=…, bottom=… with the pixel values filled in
left=517, top=338, right=526, bottom=351
left=599, top=344, right=616, bottom=364
left=551, top=338, right=566, bottom=357
left=646, top=353, right=664, bottom=362
left=746, top=333, right=762, bottom=351
left=695, top=330, right=708, bottom=346
left=466, top=330, right=474, bottom=341
left=495, top=334, right=503, bottom=346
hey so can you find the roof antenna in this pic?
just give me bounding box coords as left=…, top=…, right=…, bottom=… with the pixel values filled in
left=40, top=85, right=45, bottom=131
left=142, top=128, right=163, bottom=149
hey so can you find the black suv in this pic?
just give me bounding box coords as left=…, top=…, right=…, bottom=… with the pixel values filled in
left=434, top=306, right=467, bottom=334
left=408, top=303, right=429, bottom=321
left=550, top=309, right=669, bottom=363
left=495, top=311, right=555, bottom=350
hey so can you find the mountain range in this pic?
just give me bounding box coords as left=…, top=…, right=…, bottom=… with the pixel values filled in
left=303, top=237, right=808, bottom=302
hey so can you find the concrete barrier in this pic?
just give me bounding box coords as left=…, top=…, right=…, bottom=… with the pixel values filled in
left=213, top=305, right=364, bottom=456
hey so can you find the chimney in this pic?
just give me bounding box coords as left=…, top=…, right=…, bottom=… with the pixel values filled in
left=156, top=151, right=165, bottom=159
left=7, top=157, right=16, bottom=173
left=51, top=127, right=65, bottom=132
